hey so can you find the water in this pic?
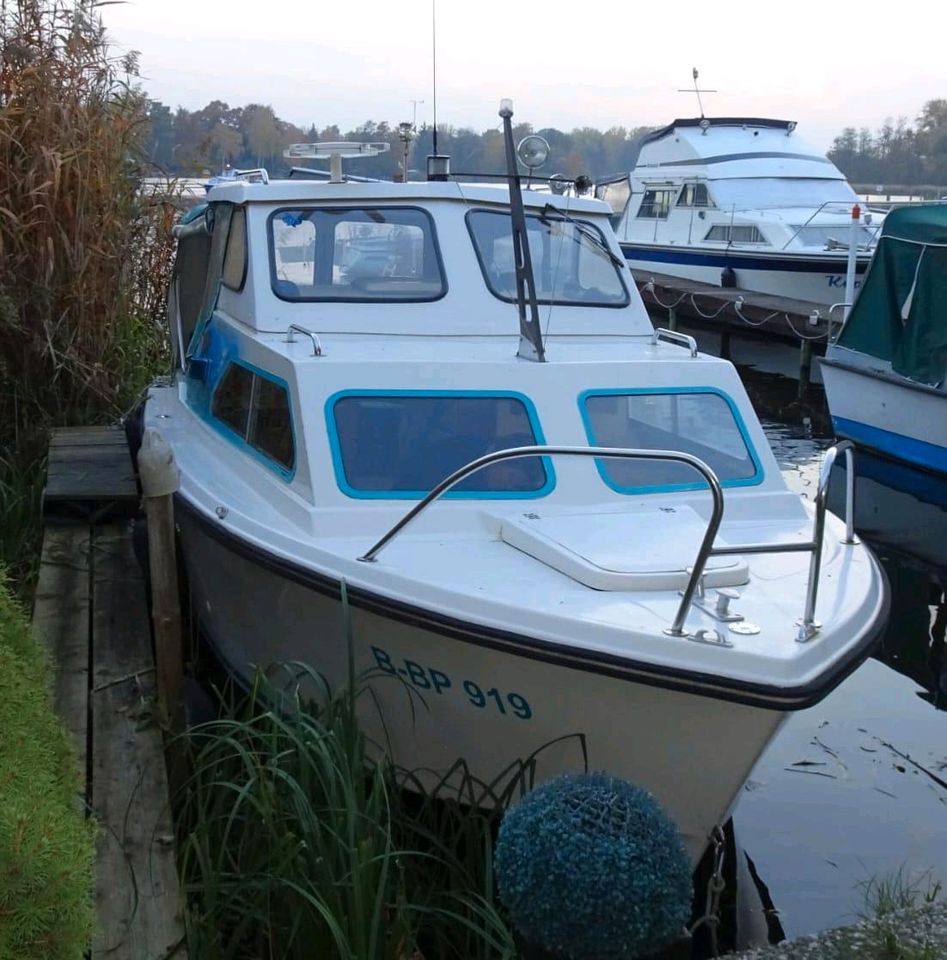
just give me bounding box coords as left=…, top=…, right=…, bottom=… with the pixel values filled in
left=689, top=328, right=947, bottom=943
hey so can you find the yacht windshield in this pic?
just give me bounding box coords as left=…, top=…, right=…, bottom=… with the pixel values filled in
left=328, top=392, right=551, bottom=498
left=466, top=209, right=629, bottom=307
left=711, top=178, right=857, bottom=212
left=790, top=224, right=879, bottom=249
left=269, top=206, right=445, bottom=301
left=582, top=389, right=761, bottom=492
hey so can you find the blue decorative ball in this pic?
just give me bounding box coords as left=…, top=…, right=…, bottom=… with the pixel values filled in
left=494, top=772, right=693, bottom=959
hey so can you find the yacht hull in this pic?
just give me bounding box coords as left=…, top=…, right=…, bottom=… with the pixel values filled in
left=821, top=356, right=947, bottom=475
left=622, top=243, right=869, bottom=307
left=178, top=503, right=786, bottom=864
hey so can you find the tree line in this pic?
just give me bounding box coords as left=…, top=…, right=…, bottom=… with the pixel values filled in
left=145, top=98, right=947, bottom=187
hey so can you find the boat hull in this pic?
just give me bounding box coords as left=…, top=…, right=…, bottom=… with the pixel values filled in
left=821, top=357, right=947, bottom=474
left=178, top=503, right=785, bottom=864
left=622, top=243, right=869, bottom=307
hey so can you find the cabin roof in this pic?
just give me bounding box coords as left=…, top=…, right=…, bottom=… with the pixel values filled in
left=205, top=179, right=609, bottom=213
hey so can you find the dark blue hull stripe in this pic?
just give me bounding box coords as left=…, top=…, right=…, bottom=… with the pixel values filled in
left=833, top=417, right=947, bottom=476
left=621, top=243, right=869, bottom=275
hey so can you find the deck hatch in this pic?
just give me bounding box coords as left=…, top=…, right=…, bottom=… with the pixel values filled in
left=500, top=506, right=748, bottom=591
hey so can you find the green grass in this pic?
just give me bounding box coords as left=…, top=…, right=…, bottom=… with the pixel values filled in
left=175, top=661, right=519, bottom=960
left=0, top=570, right=95, bottom=960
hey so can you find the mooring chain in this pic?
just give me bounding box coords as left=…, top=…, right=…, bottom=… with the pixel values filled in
left=687, top=824, right=727, bottom=957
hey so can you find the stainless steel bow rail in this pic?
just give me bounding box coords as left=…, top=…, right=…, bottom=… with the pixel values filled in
left=357, top=441, right=858, bottom=643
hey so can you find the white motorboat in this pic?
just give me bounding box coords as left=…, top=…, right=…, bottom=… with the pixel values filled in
left=144, top=112, right=887, bottom=863
left=597, top=117, right=881, bottom=306
left=821, top=203, right=947, bottom=474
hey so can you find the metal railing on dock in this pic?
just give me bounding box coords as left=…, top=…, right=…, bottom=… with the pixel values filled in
left=32, top=426, right=187, bottom=960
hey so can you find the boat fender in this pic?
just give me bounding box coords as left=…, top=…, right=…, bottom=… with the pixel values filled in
left=721, top=265, right=737, bottom=288
left=138, top=428, right=180, bottom=498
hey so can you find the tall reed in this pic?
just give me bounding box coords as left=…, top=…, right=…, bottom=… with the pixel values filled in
left=176, top=661, right=519, bottom=960
left=0, top=0, right=176, bottom=588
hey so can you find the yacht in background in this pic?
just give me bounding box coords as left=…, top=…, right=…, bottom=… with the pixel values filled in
left=597, top=118, right=881, bottom=306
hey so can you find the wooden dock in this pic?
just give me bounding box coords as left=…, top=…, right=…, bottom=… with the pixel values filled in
left=631, top=269, right=835, bottom=345
left=32, top=426, right=187, bottom=960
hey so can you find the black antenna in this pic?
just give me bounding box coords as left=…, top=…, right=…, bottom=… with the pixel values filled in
left=431, top=0, right=438, bottom=156
left=678, top=67, right=716, bottom=119
left=500, top=99, right=545, bottom=363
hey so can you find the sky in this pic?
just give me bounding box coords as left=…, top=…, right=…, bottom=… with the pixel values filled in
left=101, top=0, right=946, bottom=152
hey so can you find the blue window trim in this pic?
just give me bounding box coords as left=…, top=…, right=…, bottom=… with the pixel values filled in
left=324, top=389, right=556, bottom=500
left=579, top=386, right=764, bottom=494
left=209, top=359, right=298, bottom=482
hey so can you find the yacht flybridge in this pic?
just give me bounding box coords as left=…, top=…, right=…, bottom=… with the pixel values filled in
left=144, top=109, right=887, bottom=863
left=597, top=117, right=881, bottom=306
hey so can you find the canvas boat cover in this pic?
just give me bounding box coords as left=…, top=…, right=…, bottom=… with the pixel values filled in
left=837, top=203, right=947, bottom=386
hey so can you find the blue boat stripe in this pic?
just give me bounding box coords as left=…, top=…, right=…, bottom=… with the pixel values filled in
left=622, top=243, right=868, bottom=274
left=833, top=417, right=947, bottom=475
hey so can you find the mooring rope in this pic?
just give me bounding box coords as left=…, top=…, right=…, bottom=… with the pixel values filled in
left=641, top=278, right=832, bottom=342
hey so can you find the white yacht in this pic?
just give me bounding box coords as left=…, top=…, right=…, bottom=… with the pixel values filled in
left=597, top=117, right=881, bottom=306
left=144, top=119, right=887, bottom=864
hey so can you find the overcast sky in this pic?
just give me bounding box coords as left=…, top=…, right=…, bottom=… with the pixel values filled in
left=101, top=0, right=946, bottom=152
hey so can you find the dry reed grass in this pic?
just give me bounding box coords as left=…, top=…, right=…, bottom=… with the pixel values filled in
left=0, top=0, right=176, bottom=587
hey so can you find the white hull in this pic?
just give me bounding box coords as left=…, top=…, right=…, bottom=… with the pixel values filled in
left=821, top=351, right=947, bottom=474
left=624, top=248, right=866, bottom=307
left=180, top=507, right=785, bottom=863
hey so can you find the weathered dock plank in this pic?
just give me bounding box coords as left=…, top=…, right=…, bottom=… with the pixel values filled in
left=90, top=525, right=186, bottom=960
left=33, top=425, right=188, bottom=960
left=44, top=424, right=139, bottom=518
left=31, top=524, right=92, bottom=793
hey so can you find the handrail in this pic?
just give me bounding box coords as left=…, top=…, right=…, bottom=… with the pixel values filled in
left=798, top=440, right=857, bottom=639
left=284, top=324, right=324, bottom=356
left=652, top=328, right=698, bottom=357
left=356, top=441, right=858, bottom=642
left=358, top=446, right=724, bottom=636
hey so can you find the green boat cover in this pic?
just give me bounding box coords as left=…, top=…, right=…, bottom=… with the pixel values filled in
left=836, top=203, right=947, bottom=386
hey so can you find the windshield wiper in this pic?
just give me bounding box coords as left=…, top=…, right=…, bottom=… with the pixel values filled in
left=539, top=203, right=627, bottom=269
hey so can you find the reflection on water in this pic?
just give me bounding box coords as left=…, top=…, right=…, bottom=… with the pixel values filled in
left=729, top=357, right=947, bottom=943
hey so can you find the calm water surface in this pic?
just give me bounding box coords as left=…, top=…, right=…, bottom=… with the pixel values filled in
left=695, top=329, right=947, bottom=941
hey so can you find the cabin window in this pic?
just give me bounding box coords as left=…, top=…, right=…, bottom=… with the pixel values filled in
left=328, top=392, right=552, bottom=498
left=677, top=183, right=712, bottom=208
left=636, top=188, right=675, bottom=219
left=173, top=230, right=213, bottom=360
left=466, top=210, right=629, bottom=308
left=703, top=225, right=767, bottom=244
left=221, top=205, right=248, bottom=290
left=791, top=225, right=877, bottom=249
left=211, top=362, right=295, bottom=474
left=269, top=206, right=445, bottom=302
left=581, top=389, right=761, bottom=492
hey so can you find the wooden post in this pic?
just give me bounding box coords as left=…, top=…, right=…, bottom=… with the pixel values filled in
left=719, top=323, right=732, bottom=360
left=667, top=305, right=678, bottom=332
left=798, top=338, right=813, bottom=400
left=137, top=429, right=185, bottom=738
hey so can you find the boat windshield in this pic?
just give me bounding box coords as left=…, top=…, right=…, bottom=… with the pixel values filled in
left=582, top=389, right=761, bottom=492
left=466, top=209, right=629, bottom=307
left=269, top=206, right=445, bottom=302
left=790, top=224, right=878, bottom=249
left=711, top=178, right=857, bottom=212
left=328, top=392, right=551, bottom=498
